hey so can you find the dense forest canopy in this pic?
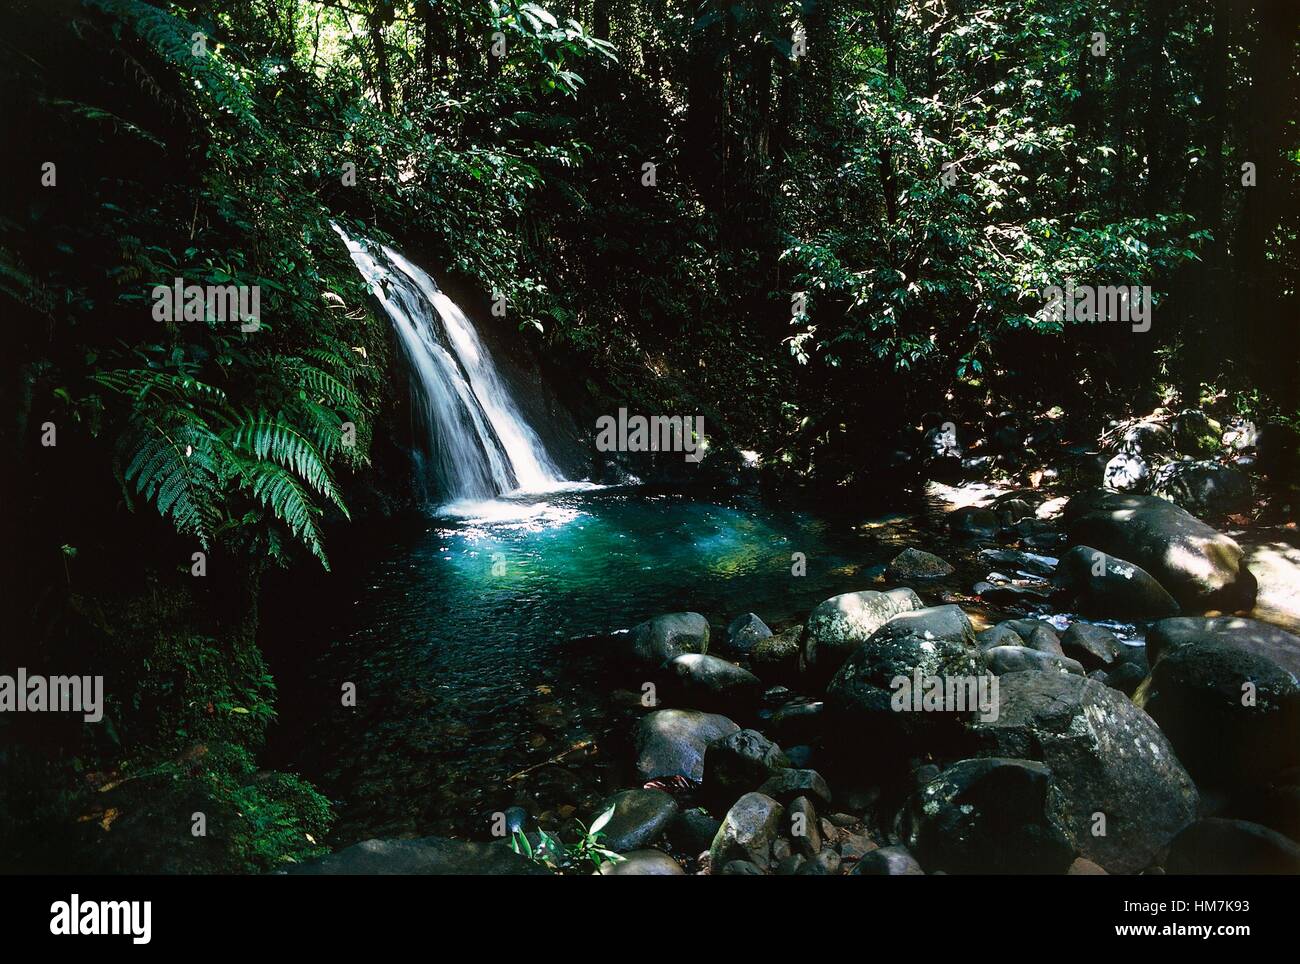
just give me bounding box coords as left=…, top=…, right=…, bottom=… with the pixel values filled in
left=0, top=0, right=1296, bottom=873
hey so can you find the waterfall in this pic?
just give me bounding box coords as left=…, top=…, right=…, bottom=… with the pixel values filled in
left=333, top=225, right=565, bottom=506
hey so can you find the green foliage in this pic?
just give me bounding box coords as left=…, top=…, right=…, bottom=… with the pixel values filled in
left=508, top=804, right=623, bottom=873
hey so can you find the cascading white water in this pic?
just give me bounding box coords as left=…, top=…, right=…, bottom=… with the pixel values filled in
left=333, top=225, right=565, bottom=505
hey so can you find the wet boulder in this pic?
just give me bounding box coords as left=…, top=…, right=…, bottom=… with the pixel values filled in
left=970, top=671, right=1198, bottom=874
left=898, top=758, right=1076, bottom=875
left=1063, top=490, right=1256, bottom=611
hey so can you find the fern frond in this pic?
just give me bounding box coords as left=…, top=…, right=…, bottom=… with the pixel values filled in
left=224, top=409, right=348, bottom=516
left=227, top=455, right=329, bottom=569
left=117, top=409, right=221, bottom=542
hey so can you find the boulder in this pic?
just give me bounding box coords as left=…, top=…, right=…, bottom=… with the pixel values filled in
left=976, top=623, right=1025, bottom=651
left=669, top=809, right=721, bottom=855
left=717, top=859, right=766, bottom=875
left=1063, top=490, right=1256, bottom=610
left=663, top=653, right=762, bottom=709
left=1242, top=537, right=1300, bottom=634
left=709, top=792, right=784, bottom=868
left=869, top=604, right=975, bottom=647
left=826, top=632, right=987, bottom=766
left=788, top=796, right=821, bottom=857
left=970, top=671, right=1198, bottom=874
left=886, top=547, right=955, bottom=580
left=1060, top=622, right=1123, bottom=670
left=985, top=646, right=1084, bottom=677
left=1068, top=857, right=1108, bottom=875
left=851, top=845, right=924, bottom=876
left=701, top=729, right=789, bottom=807
left=803, top=587, right=923, bottom=676
left=949, top=506, right=1000, bottom=535
left=634, top=709, right=740, bottom=783
left=591, top=789, right=678, bottom=853
left=1165, top=819, right=1300, bottom=875
left=795, top=850, right=842, bottom=875
left=898, top=758, right=1076, bottom=875
left=627, top=612, right=710, bottom=664
left=1025, top=624, right=1065, bottom=656
left=1054, top=545, right=1181, bottom=620
left=596, top=849, right=685, bottom=875
left=756, top=768, right=833, bottom=809
left=1104, top=452, right=1150, bottom=492
left=725, top=612, right=772, bottom=653
left=1136, top=618, right=1300, bottom=787
left=1149, top=460, right=1251, bottom=518
left=749, top=625, right=804, bottom=682
left=1145, top=615, right=1300, bottom=665
left=762, top=697, right=824, bottom=745
left=1118, top=421, right=1173, bottom=458
left=287, top=837, right=550, bottom=875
